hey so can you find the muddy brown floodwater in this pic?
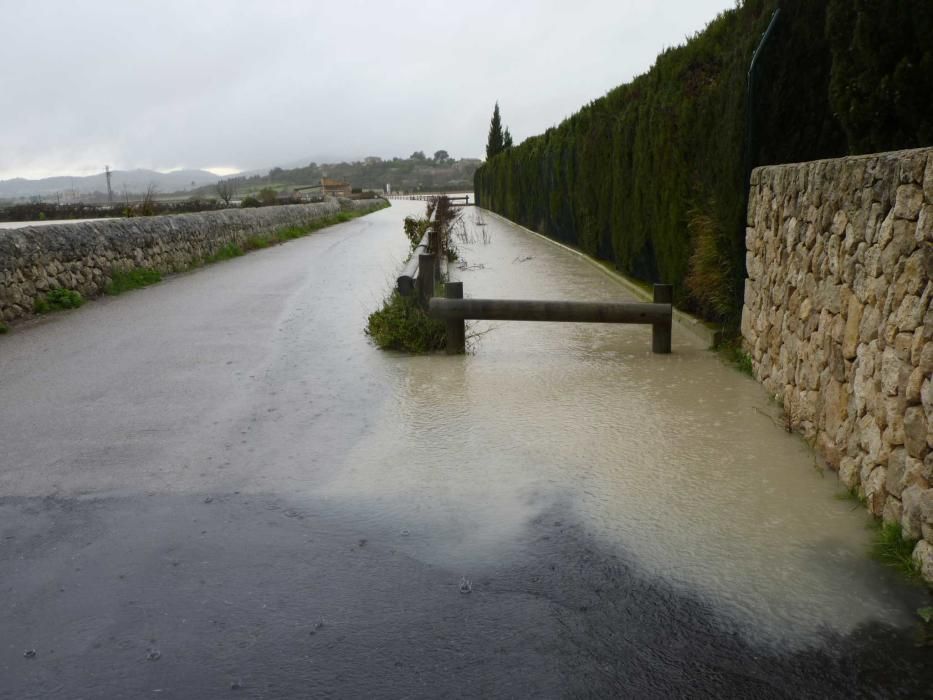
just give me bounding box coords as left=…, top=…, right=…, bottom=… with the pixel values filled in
left=0, top=201, right=930, bottom=698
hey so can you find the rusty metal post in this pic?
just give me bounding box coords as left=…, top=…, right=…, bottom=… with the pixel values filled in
left=652, top=284, right=672, bottom=354
left=418, top=254, right=435, bottom=307
left=444, top=282, right=465, bottom=354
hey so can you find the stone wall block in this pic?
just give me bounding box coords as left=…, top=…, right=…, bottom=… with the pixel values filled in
left=901, top=484, right=929, bottom=539
left=906, top=367, right=925, bottom=405
left=881, top=224, right=917, bottom=280
left=919, top=344, right=933, bottom=374
left=842, top=296, right=863, bottom=359
left=839, top=456, right=860, bottom=489
left=914, top=541, right=933, bottom=582
left=893, top=184, right=923, bottom=220
left=899, top=151, right=927, bottom=185
left=903, top=406, right=928, bottom=459
left=863, top=466, right=887, bottom=516
left=920, top=206, right=933, bottom=245
left=883, top=496, right=903, bottom=525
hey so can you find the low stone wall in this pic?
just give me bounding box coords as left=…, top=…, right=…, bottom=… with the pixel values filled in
left=742, top=147, right=932, bottom=581
left=0, top=199, right=383, bottom=322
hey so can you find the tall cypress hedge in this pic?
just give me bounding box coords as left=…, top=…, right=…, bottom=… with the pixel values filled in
left=474, top=0, right=933, bottom=324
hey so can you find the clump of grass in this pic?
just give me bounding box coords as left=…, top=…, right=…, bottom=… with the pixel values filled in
left=0, top=322, right=8, bottom=334
left=34, top=288, right=84, bottom=314
left=208, top=243, right=245, bottom=262
left=870, top=521, right=922, bottom=582
left=243, top=235, right=274, bottom=250
left=714, top=333, right=753, bottom=376
left=105, top=268, right=162, bottom=295
left=365, top=291, right=446, bottom=353
left=834, top=488, right=866, bottom=506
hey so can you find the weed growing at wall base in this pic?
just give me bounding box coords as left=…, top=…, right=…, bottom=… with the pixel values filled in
left=0, top=322, right=7, bottom=334
left=870, top=521, right=922, bottom=583
left=34, top=288, right=84, bottom=314
left=106, top=268, right=163, bottom=295
left=714, top=334, right=753, bottom=376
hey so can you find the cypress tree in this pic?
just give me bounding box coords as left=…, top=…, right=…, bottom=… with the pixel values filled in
left=503, top=127, right=513, bottom=149
left=486, top=102, right=504, bottom=159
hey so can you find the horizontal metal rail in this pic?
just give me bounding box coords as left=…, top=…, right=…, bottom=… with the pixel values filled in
left=397, top=229, right=431, bottom=296
left=428, top=298, right=671, bottom=324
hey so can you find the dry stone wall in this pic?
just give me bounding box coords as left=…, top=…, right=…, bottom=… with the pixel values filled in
left=0, top=199, right=383, bottom=323
left=742, top=147, right=933, bottom=582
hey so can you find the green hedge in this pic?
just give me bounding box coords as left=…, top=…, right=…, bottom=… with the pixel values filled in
left=475, top=0, right=933, bottom=324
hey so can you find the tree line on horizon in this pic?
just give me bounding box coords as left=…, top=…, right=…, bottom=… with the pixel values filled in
left=208, top=152, right=481, bottom=199
left=474, top=0, right=933, bottom=327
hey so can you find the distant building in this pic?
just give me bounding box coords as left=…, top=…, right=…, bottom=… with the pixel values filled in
left=320, top=177, right=352, bottom=198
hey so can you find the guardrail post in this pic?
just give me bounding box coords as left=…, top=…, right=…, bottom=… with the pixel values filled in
left=652, top=284, right=672, bottom=354
left=418, top=254, right=435, bottom=307
left=444, top=282, right=465, bottom=354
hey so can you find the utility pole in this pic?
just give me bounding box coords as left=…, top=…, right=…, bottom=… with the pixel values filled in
left=105, top=165, right=114, bottom=206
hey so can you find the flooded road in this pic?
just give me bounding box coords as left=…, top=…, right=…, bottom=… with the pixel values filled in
left=0, top=202, right=929, bottom=698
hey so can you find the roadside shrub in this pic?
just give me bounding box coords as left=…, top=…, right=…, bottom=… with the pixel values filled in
left=403, top=215, right=431, bottom=249
left=240, top=196, right=261, bottom=208
left=365, top=292, right=446, bottom=353
left=34, top=288, right=84, bottom=313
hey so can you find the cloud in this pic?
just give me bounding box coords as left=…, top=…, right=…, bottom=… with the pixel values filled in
left=0, top=0, right=735, bottom=179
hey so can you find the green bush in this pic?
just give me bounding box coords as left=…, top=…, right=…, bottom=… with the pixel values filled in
left=240, top=196, right=261, bottom=208
left=474, top=0, right=933, bottom=326
left=365, top=291, right=446, bottom=353
left=34, top=288, right=84, bottom=313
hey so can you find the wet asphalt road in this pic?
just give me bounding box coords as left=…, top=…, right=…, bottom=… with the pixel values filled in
left=1, top=204, right=931, bottom=698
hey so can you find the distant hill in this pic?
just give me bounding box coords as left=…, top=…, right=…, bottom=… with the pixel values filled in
left=1, top=153, right=483, bottom=202
left=196, top=155, right=483, bottom=197
left=0, top=169, right=222, bottom=200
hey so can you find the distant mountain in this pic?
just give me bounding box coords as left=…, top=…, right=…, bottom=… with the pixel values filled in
left=0, top=169, right=225, bottom=200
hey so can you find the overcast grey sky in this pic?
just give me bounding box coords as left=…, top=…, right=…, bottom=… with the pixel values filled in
left=0, top=0, right=734, bottom=180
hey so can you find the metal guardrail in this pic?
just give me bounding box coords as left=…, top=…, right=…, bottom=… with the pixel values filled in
left=429, top=285, right=673, bottom=354
left=392, top=198, right=673, bottom=355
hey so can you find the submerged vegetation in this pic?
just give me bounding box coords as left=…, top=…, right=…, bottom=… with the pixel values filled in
left=365, top=291, right=446, bottom=353
left=869, top=521, right=923, bottom=583
left=715, top=334, right=754, bottom=376
left=475, top=0, right=933, bottom=327
left=366, top=197, right=463, bottom=353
